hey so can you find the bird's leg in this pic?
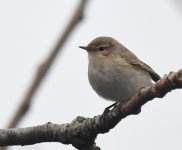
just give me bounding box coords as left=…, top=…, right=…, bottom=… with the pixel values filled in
left=104, top=102, right=118, bottom=113
left=104, top=101, right=141, bottom=115
left=102, top=102, right=118, bottom=122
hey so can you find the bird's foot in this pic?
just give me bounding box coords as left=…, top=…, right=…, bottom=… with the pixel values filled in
left=101, top=102, right=118, bottom=123
left=104, top=102, right=118, bottom=113
left=133, top=107, right=141, bottom=115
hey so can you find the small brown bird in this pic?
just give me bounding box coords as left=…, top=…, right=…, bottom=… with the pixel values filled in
left=79, top=37, right=160, bottom=104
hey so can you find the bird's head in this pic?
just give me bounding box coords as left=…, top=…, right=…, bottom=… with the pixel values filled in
left=79, top=37, right=119, bottom=57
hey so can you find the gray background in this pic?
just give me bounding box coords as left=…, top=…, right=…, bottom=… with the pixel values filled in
left=0, top=0, right=182, bottom=149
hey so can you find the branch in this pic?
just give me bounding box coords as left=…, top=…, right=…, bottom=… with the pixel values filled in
left=0, top=70, right=182, bottom=150
left=0, top=1, right=88, bottom=150
left=7, top=0, right=89, bottom=129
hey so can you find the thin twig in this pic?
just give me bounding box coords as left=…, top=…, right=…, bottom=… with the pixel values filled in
left=0, top=1, right=88, bottom=150
left=0, top=70, right=182, bottom=150
left=7, top=0, right=88, bottom=129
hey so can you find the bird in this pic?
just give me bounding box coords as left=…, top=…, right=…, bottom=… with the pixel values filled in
left=79, top=37, right=160, bottom=107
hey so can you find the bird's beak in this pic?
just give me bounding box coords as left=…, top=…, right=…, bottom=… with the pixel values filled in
left=79, top=46, right=92, bottom=51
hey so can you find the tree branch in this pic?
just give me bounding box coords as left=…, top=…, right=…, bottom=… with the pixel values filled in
left=0, top=2, right=89, bottom=150
left=7, top=0, right=89, bottom=129
left=0, top=69, right=182, bottom=150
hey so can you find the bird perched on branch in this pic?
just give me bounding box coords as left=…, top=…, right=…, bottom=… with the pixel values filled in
left=79, top=37, right=160, bottom=107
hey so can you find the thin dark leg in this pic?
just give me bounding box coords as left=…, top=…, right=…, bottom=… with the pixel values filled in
left=104, top=102, right=118, bottom=112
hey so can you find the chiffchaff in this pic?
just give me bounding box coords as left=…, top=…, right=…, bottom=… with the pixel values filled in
left=79, top=37, right=160, bottom=104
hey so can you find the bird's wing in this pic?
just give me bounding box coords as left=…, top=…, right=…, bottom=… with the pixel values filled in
left=120, top=48, right=161, bottom=82
left=131, top=61, right=161, bottom=82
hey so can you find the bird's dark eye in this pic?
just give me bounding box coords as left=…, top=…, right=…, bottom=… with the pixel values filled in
left=98, top=47, right=105, bottom=51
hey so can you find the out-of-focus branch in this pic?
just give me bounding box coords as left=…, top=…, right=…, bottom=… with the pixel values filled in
left=0, top=70, right=182, bottom=150
left=7, top=0, right=89, bottom=129
left=0, top=1, right=88, bottom=150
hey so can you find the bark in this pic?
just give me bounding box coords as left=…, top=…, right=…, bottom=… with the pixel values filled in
left=0, top=70, right=182, bottom=150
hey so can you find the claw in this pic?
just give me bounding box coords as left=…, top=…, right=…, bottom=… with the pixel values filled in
left=104, top=102, right=118, bottom=113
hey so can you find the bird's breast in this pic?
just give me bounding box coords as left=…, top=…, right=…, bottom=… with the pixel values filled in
left=88, top=57, right=152, bottom=102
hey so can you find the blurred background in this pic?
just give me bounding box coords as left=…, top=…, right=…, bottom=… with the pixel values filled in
left=0, top=0, right=182, bottom=149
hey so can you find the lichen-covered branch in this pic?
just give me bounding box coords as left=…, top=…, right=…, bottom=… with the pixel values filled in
left=0, top=70, right=182, bottom=149
left=0, top=122, right=100, bottom=150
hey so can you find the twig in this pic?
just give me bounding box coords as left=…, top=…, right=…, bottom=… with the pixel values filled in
left=0, top=0, right=88, bottom=150
left=7, top=0, right=89, bottom=129
left=0, top=70, right=182, bottom=150
left=0, top=1, right=88, bottom=150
